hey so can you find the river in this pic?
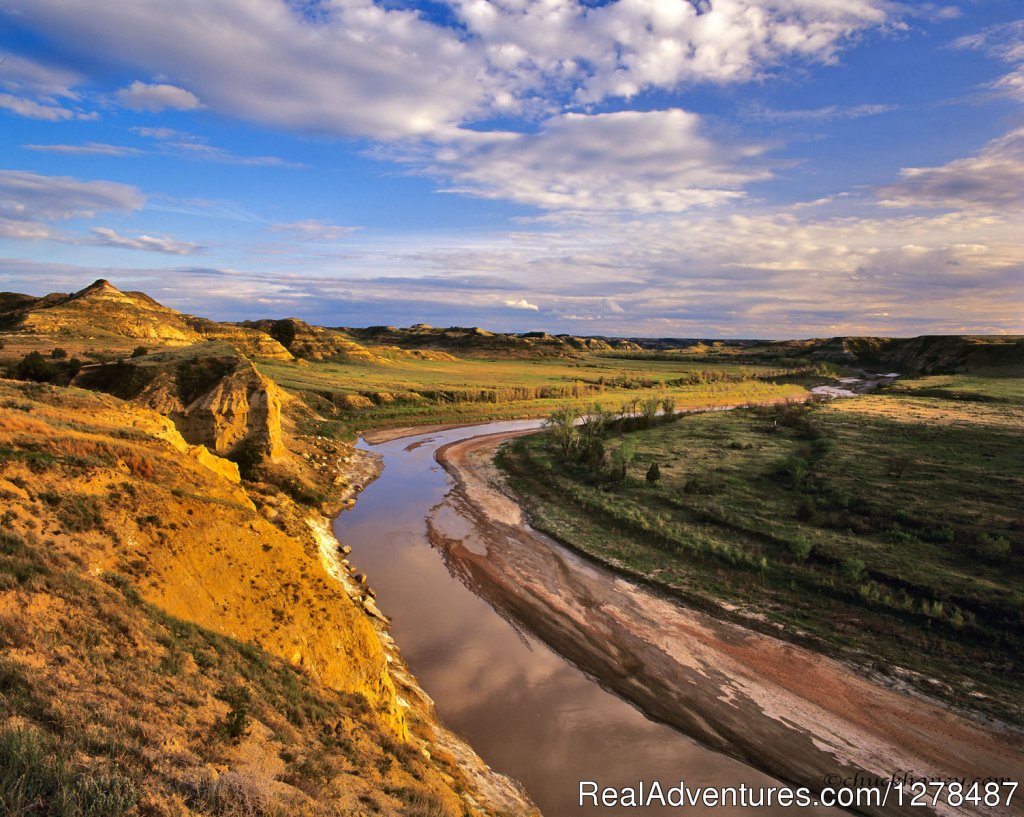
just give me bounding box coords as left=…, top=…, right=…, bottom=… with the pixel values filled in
left=334, top=420, right=840, bottom=817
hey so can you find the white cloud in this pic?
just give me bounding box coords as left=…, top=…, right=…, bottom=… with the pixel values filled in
left=0, top=170, right=144, bottom=221
left=88, top=227, right=201, bottom=255
left=878, top=127, right=1024, bottom=210
left=270, top=220, right=361, bottom=241
left=0, top=53, right=89, bottom=120
left=504, top=298, right=539, bottom=310
left=953, top=19, right=1024, bottom=101
left=116, top=80, right=202, bottom=112
left=0, top=92, right=74, bottom=121
left=745, top=102, right=898, bottom=123
left=414, top=109, right=771, bottom=213
left=0, top=170, right=145, bottom=248
left=1, top=0, right=893, bottom=140
left=131, top=126, right=301, bottom=167
left=24, top=143, right=144, bottom=156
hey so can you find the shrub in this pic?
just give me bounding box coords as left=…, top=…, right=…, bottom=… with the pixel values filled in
left=51, top=347, right=68, bottom=360
left=788, top=534, right=813, bottom=561
left=130, top=346, right=148, bottom=358
left=14, top=352, right=58, bottom=383
left=683, top=473, right=723, bottom=495
left=841, top=557, right=866, bottom=582
left=773, top=455, right=808, bottom=489
left=219, top=685, right=251, bottom=740
left=970, top=532, right=1011, bottom=560
left=54, top=494, right=104, bottom=533
left=646, top=462, right=661, bottom=483
left=887, top=455, right=913, bottom=479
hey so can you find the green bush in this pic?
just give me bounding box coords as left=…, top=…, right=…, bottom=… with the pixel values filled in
left=970, top=533, right=1011, bottom=560
left=787, top=534, right=813, bottom=561
left=842, top=557, right=866, bottom=582
left=772, top=455, right=808, bottom=489
left=219, top=685, right=251, bottom=740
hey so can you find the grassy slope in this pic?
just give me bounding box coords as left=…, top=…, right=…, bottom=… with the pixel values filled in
left=258, top=354, right=812, bottom=436
left=498, top=376, right=1024, bottom=724
left=0, top=380, right=521, bottom=817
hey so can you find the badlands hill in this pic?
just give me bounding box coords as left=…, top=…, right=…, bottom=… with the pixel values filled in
left=0, top=279, right=293, bottom=360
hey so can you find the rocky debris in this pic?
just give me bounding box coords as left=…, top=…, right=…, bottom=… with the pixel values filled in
left=187, top=443, right=242, bottom=483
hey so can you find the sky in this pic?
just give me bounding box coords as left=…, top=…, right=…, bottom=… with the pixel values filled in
left=0, top=0, right=1022, bottom=338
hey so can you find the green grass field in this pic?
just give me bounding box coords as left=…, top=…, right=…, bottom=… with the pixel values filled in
left=257, top=354, right=814, bottom=435
left=498, top=382, right=1024, bottom=723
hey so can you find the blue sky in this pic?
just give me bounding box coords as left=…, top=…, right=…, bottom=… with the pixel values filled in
left=1, top=0, right=1022, bottom=337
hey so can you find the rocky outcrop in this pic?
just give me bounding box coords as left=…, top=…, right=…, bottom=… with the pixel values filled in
left=243, top=317, right=379, bottom=361
left=75, top=349, right=287, bottom=461
left=174, top=359, right=285, bottom=459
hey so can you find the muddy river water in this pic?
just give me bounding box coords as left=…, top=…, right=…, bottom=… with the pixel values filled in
left=335, top=420, right=841, bottom=817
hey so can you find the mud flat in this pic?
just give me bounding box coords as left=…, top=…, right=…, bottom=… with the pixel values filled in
left=431, top=428, right=1024, bottom=817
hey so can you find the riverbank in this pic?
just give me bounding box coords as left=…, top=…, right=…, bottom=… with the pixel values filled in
left=434, top=428, right=1024, bottom=817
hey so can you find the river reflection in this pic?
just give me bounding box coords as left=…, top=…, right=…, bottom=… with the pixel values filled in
left=334, top=421, right=836, bottom=817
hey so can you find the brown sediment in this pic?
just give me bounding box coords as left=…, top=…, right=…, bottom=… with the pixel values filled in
left=433, top=429, right=1024, bottom=817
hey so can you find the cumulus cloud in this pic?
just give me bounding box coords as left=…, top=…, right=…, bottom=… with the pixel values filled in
left=1, top=0, right=894, bottom=140
left=877, top=127, right=1024, bottom=209
left=4, top=0, right=486, bottom=140
left=88, top=227, right=201, bottom=255
left=504, top=298, right=539, bottom=310
left=116, top=80, right=202, bottom=112
left=415, top=109, right=771, bottom=213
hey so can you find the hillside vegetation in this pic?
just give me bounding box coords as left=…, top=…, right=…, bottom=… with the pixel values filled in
left=498, top=375, right=1024, bottom=725
left=0, top=379, right=535, bottom=816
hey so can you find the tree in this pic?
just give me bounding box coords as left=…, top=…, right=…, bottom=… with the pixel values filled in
left=641, top=396, right=661, bottom=427
left=611, top=439, right=635, bottom=481
left=545, top=406, right=578, bottom=458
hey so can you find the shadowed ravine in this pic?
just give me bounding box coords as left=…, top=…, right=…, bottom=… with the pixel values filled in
left=335, top=420, right=1022, bottom=817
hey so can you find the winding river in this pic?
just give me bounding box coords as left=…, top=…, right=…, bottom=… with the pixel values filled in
left=335, top=420, right=839, bottom=817
left=334, top=419, right=1023, bottom=817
